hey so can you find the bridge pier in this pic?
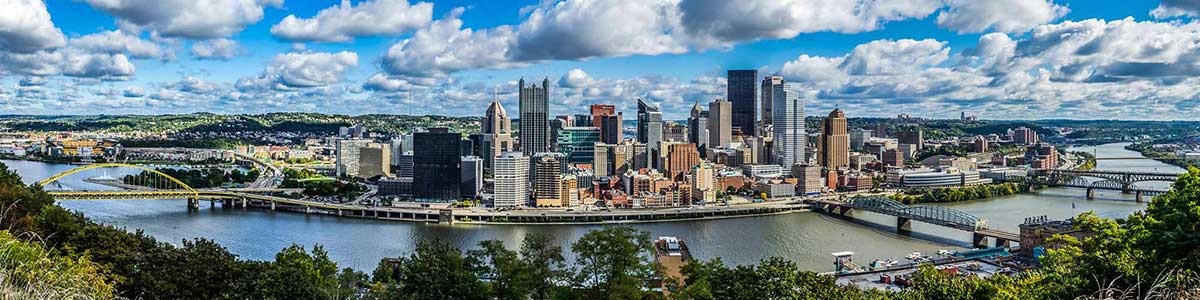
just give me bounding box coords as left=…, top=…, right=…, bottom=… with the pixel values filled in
left=305, top=206, right=311, bottom=214
left=972, top=232, right=989, bottom=249
left=187, top=198, right=200, bottom=210
left=897, top=217, right=912, bottom=233
left=1086, top=187, right=1095, bottom=200
left=241, top=197, right=247, bottom=208
left=270, top=201, right=276, bottom=211
left=1135, top=191, right=1143, bottom=202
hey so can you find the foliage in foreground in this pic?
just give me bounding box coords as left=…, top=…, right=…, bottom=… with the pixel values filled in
left=1, top=162, right=1199, bottom=299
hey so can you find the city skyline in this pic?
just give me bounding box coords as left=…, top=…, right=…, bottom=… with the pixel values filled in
left=1, top=0, right=1199, bottom=121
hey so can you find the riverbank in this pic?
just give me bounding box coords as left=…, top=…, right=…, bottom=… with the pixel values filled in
left=1125, top=143, right=1197, bottom=170
left=887, top=182, right=1029, bottom=204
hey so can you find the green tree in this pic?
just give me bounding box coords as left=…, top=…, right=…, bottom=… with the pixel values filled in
left=467, top=240, right=531, bottom=300
left=254, top=244, right=341, bottom=299
left=520, top=234, right=569, bottom=300
left=570, top=226, right=659, bottom=300
left=374, top=240, right=485, bottom=300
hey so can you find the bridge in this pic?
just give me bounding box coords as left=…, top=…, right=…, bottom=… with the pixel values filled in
left=1001, top=169, right=1178, bottom=202
left=808, top=196, right=1020, bottom=249
left=37, top=163, right=301, bottom=209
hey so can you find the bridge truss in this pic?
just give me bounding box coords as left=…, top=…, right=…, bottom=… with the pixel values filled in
left=843, top=196, right=987, bottom=231
left=37, top=163, right=199, bottom=201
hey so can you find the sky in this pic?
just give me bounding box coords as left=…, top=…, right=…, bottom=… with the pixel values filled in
left=1, top=0, right=1199, bottom=120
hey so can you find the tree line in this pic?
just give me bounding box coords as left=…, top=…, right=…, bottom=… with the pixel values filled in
left=1, top=162, right=1198, bottom=299
left=889, top=182, right=1026, bottom=204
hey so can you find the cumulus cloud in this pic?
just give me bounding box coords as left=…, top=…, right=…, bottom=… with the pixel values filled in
left=774, top=18, right=1200, bottom=119
left=81, top=0, right=282, bottom=39
left=679, top=0, right=943, bottom=47
left=271, top=0, right=433, bottom=42
left=17, top=76, right=46, bottom=86
left=0, top=0, right=66, bottom=53
left=191, top=39, right=239, bottom=60
left=123, top=86, right=146, bottom=97
left=1151, top=0, right=1200, bottom=18
left=237, top=51, right=359, bottom=91
left=935, top=0, right=1068, bottom=33
left=381, top=8, right=516, bottom=78
left=379, top=0, right=1067, bottom=81
left=557, top=68, right=595, bottom=88
left=70, top=30, right=167, bottom=59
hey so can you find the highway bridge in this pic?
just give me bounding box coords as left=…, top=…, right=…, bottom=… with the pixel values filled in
left=807, top=196, right=1020, bottom=249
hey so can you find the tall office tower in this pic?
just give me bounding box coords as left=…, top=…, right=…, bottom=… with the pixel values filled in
left=663, top=123, right=687, bottom=142
left=557, top=127, right=600, bottom=164
left=688, top=103, right=709, bottom=153
left=413, top=128, right=462, bottom=201
left=335, top=138, right=371, bottom=178
left=613, top=141, right=632, bottom=174
left=519, top=77, right=550, bottom=156
left=533, top=153, right=566, bottom=206
left=760, top=75, right=784, bottom=135
left=572, top=114, right=593, bottom=127
left=481, top=99, right=514, bottom=168
left=850, top=129, right=872, bottom=151
left=771, top=83, right=805, bottom=167
left=590, top=104, right=621, bottom=144
left=666, top=143, right=700, bottom=181
left=636, top=99, right=663, bottom=170
left=727, top=70, right=757, bottom=136
left=594, top=142, right=611, bottom=177
left=461, top=156, right=483, bottom=198
left=357, top=144, right=391, bottom=179
left=389, top=139, right=404, bottom=165
left=874, top=123, right=888, bottom=139
left=818, top=109, right=850, bottom=169
left=708, top=98, right=732, bottom=148
left=793, top=164, right=823, bottom=195
left=493, top=152, right=528, bottom=208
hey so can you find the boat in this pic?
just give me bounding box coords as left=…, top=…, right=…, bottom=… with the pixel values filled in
left=905, top=252, right=923, bottom=260
left=937, top=249, right=957, bottom=256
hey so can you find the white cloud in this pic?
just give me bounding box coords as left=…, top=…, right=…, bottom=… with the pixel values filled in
left=0, top=0, right=67, bottom=53
left=936, top=0, right=1068, bottom=33
left=238, top=51, right=359, bottom=91
left=512, top=0, right=687, bottom=60
left=1151, top=0, right=1200, bottom=18
left=82, top=0, right=282, bottom=39
left=271, top=0, right=433, bottom=42
left=557, top=68, right=595, bottom=88
left=70, top=30, right=167, bottom=59
left=123, top=86, right=146, bottom=97
left=840, top=39, right=950, bottom=76
left=17, top=76, right=46, bottom=86
left=679, top=0, right=943, bottom=48
left=381, top=8, right=516, bottom=78
left=191, top=38, right=239, bottom=60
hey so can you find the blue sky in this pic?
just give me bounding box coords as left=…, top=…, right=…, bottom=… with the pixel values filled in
left=1, top=0, right=1199, bottom=120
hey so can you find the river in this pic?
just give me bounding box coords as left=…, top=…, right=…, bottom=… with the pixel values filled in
left=3, top=143, right=1181, bottom=272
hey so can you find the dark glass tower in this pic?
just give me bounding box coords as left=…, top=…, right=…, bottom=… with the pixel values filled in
left=519, top=78, right=550, bottom=156
left=727, top=70, right=757, bottom=137
left=413, top=128, right=461, bottom=201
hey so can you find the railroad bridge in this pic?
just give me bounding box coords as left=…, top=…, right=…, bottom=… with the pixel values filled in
left=1006, top=169, right=1178, bottom=201
left=809, top=196, right=1019, bottom=249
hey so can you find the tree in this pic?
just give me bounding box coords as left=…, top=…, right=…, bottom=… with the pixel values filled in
left=467, top=240, right=530, bottom=300
left=520, top=234, right=568, bottom=300
left=0, top=163, right=55, bottom=233
left=254, top=244, right=341, bottom=299
left=0, top=230, right=116, bottom=299
left=374, top=240, right=485, bottom=300
left=570, top=226, right=659, bottom=300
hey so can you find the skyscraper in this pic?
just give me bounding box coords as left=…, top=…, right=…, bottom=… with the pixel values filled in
left=636, top=99, right=663, bottom=170
left=493, top=152, right=528, bottom=208
left=818, top=109, right=850, bottom=169
left=897, top=127, right=925, bottom=150
left=850, top=129, right=872, bottom=151
left=519, top=78, right=550, bottom=156
left=708, top=98, right=732, bottom=148
left=481, top=99, right=514, bottom=169
left=556, top=127, right=601, bottom=164
left=413, top=128, right=462, bottom=201
left=590, top=104, right=621, bottom=144
left=771, top=83, right=805, bottom=167
left=666, top=143, right=700, bottom=181
left=760, top=75, right=784, bottom=135
left=688, top=103, right=709, bottom=153
left=335, top=138, right=371, bottom=178
left=727, top=70, right=757, bottom=136
left=461, top=156, right=483, bottom=198
left=533, top=152, right=566, bottom=206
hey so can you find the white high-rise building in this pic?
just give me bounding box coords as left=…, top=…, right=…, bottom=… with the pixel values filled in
left=771, top=83, right=805, bottom=167
left=493, top=152, right=528, bottom=208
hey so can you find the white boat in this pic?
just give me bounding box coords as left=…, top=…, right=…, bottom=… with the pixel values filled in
left=905, top=252, right=923, bottom=260
left=937, top=249, right=957, bottom=256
